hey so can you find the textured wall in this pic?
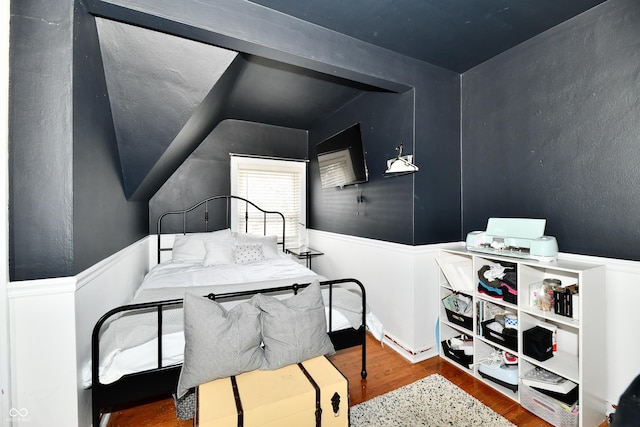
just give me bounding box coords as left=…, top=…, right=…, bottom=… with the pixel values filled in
left=73, top=4, right=148, bottom=275
left=413, top=69, right=462, bottom=244
left=149, top=120, right=307, bottom=234
left=310, top=91, right=416, bottom=244
left=9, top=0, right=74, bottom=280
left=9, top=0, right=463, bottom=281
left=9, top=3, right=150, bottom=280
left=309, top=76, right=461, bottom=245
left=89, top=0, right=463, bottom=247
left=462, top=0, right=640, bottom=260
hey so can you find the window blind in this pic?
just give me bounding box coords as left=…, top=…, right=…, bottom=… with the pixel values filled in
left=232, top=156, right=305, bottom=247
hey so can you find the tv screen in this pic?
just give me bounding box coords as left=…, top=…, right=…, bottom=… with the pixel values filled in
left=316, top=123, right=368, bottom=188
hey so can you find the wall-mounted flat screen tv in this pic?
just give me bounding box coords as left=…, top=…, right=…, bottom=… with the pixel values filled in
left=316, top=123, right=368, bottom=188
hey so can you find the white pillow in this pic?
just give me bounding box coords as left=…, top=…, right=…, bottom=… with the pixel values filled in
left=233, top=243, right=265, bottom=264
left=203, top=237, right=235, bottom=266
left=236, top=234, right=279, bottom=259
left=171, top=229, right=232, bottom=262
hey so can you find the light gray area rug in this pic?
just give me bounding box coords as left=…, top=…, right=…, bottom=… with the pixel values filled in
left=350, top=374, right=516, bottom=427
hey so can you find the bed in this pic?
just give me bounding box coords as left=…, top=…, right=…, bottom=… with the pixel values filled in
left=89, top=195, right=382, bottom=426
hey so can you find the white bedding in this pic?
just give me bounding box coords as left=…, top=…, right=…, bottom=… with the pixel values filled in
left=135, top=256, right=321, bottom=294
left=84, top=255, right=383, bottom=388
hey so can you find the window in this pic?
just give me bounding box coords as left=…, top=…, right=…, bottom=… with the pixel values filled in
left=230, top=155, right=306, bottom=248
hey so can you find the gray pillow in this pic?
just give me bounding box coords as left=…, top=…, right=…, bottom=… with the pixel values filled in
left=176, top=293, right=264, bottom=397
left=254, top=280, right=335, bottom=370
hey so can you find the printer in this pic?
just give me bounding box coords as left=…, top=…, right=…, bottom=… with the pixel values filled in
left=466, top=218, right=558, bottom=262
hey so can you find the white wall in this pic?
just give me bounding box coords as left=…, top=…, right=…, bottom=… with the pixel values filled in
left=310, top=230, right=640, bottom=407
left=8, top=278, right=78, bottom=426
left=561, top=252, right=640, bottom=408
left=7, top=236, right=151, bottom=427
left=74, top=237, right=152, bottom=426
left=309, top=229, right=457, bottom=362
left=5, top=230, right=639, bottom=425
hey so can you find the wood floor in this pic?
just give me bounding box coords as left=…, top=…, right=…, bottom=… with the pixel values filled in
left=105, top=334, right=607, bottom=427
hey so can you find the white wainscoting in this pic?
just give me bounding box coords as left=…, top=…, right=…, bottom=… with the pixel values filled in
left=308, top=230, right=461, bottom=363
left=7, top=235, right=152, bottom=427
left=560, top=252, right=640, bottom=407
left=75, top=236, right=152, bottom=426
left=309, top=230, right=640, bottom=406
left=6, top=232, right=640, bottom=425
left=8, top=277, right=78, bottom=427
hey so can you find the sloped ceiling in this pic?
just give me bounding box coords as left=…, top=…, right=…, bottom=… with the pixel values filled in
left=96, top=18, right=376, bottom=199
left=96, top=18, right=238, bottom=198
left=89, top=0, right=608, bottom=200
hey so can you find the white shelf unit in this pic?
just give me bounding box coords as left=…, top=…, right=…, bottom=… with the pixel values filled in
left=437, top=245, right=606, bottom=427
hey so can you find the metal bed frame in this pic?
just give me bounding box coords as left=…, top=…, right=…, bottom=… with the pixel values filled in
left=91, top=195, right=368, bottom=426
left=91, top=279, right=367, bottom=426
left=156, top=195, right=286, bottom=263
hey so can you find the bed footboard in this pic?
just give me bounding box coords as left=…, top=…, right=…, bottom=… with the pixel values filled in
left=91, top=298, right=183, bottom=427
left=91, top=279, right=368, bottom=425
left=324, top=278, right=368, bottom=380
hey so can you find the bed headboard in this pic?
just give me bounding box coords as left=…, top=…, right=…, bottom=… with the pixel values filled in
left=156, top=195, right=286, bottom=264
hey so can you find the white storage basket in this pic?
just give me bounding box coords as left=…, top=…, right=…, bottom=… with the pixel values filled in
left=520, top=384, right=578, bottom=427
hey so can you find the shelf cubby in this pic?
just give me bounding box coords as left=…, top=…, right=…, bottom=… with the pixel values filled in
left=437, top=245, right=605, bottom=427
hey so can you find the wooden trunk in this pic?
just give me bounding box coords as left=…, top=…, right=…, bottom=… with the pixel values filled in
left=196, top=356, right=349, bottom=427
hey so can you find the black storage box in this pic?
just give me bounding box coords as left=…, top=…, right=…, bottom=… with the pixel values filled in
left=444, top=308, right=473, bottom=331
left=441, top=339, right=473, bottom=369
left=523, top=326, right=554, bottom=361
left=481, top=319, right=518, bottom=352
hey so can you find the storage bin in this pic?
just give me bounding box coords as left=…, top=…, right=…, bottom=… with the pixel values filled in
left=481, top=319, right=518, bottom=351
left=523, top=326, right=554, bottom=361
left=520, top=384, right=578, bottom=427
left=441, top=338, right=473, bottom=369
left=444, top=308, right=473, bottom=330
left=442, top=293, right=473, bottom=331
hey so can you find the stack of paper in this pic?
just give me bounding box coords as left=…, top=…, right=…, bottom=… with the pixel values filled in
left=521, top=367, right=577, bottom=394
left=436, top=256, right=474, bottom=292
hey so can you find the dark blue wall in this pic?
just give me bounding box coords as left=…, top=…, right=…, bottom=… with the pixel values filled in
left=73, top=2, right=148, bottom=274
left=83, top=0, right=464, bottom=247
left=309, top=77, right=461, bottom=245
left=9, top=0, right=463, bottom=280
left=9, top=1, right=149, bottom=280
left=462, top=0, right=640, bottom=260
left=10, top=0, right=75, bottom=280
left=310, top=91, right=417, bottom=243
left=13, top=0, right=637, bottom=281
left=150, top=120, right=307, bottom=234
left=412, top=69, right=463, bottom=244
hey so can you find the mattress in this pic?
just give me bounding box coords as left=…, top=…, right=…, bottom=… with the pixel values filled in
left=83, top=256, right=383, bottom=387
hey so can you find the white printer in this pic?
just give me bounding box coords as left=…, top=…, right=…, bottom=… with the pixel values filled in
left=466, top=218, right=558, bottom=262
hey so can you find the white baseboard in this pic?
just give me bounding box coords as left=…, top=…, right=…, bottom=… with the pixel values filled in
left=382, top=332, right=438, bottom=364
left=309, top=230, right=445, bottom=365
left=99, top=411, right=111, bottom=427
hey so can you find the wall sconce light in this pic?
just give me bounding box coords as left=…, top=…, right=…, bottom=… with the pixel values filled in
left=384, top=144, right=419, bottom=176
